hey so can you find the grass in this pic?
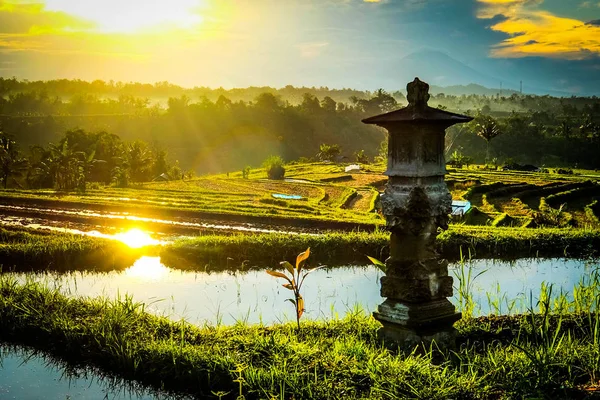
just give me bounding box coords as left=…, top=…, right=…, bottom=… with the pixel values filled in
left=164, top=225, right=600, bottom=271
left=0, top=272, right=599, bottom=399
left=0, top=226, right=146, bottom=272
left=1, top=223, right=599, bottom=273
left=1, top=163, right=598, bottom=231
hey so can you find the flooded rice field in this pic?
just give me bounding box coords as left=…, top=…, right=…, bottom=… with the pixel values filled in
left=3, top=257, right=597, bottom=326
left=0, top=345, right=188, bottom=400
left=0, top=203, right=306, bottom=237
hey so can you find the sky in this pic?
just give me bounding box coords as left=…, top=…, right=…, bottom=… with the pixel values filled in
left=0, top=0, right=599, bottom=94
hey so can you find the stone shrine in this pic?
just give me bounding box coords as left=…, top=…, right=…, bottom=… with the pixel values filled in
left=362, top=78, right=473, bottom=348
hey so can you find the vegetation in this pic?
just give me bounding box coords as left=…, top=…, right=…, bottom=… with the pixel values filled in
left=0, top=226, right=145, bottom=272
left=262, top=155, right=285, bottom=180
left=0, top=270, right=599, bottom=399
left=266, top=248, right=321, bottom=330
left=1, top=78, right=600, bottom=176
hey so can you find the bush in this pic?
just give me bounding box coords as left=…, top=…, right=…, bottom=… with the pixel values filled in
left=262, top=155, right=286, bottom=180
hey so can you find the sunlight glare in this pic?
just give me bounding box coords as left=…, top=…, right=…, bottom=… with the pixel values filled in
left=114, top=228, right=160, bottom=248
left=43, top=0, right=206, bottom=33
left=125, top=256, right=171, bottom=281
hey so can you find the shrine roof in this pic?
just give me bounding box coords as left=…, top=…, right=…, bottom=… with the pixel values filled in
left=362, top=77, right=473, bottom=126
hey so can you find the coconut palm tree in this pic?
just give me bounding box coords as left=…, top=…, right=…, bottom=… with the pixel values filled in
left=48, top=140, right=82, bottom=190
left=0, top=133, right=28, bottom=189
left=475, top=115, right=502, bottom=164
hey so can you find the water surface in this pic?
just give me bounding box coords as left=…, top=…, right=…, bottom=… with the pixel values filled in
left=6, top=257, right=597, bottom=325
left=0, top=346, right=187, bottom=400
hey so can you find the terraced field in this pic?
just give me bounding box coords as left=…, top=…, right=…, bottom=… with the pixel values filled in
left=0, top=163, right=598, bottom=230
left=0, top=163, right=388, bottom=229
left=448, top=168, right=600, bottom=228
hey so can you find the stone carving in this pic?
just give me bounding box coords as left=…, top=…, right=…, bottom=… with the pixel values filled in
left=406, top=78, right=430, bottom=110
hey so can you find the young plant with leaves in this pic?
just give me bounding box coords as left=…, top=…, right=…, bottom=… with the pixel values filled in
left=267, top=248, right=322, bottom=330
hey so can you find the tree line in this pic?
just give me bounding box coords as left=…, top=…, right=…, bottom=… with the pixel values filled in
left=0, top=128, right=185, bottom=190
left=0, top=78, right=599, bottom=171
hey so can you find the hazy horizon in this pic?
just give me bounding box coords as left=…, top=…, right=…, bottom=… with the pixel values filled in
left=1, top=0, right=599, bottom=94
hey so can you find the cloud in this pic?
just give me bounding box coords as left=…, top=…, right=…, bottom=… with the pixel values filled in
left=579, top=1, right=600, bottom=8
left=477, top=0, right=600, bottom=59
left=297, top=42, right=329, bottom=58
left=0, top=1, right=95, bottom=35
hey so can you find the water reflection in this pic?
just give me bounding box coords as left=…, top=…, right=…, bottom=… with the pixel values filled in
left=0, top=345, right=188, bottom=400
left=125, top=257, right=171, bottom=280
left=5, top=257, right=597, bottom=326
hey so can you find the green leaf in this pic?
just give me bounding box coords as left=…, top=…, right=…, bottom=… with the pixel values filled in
left=282, top=283, right=294, bottom=290
left=280, top=261, right=294, bottom=276
left=296, top=247, right=310, bottom=271
left=367, top=256, right=386, bottom=272
left=286, top=298, right=297, bottom=307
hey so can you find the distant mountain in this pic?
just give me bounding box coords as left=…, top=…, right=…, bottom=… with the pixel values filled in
left=429, top=84, right=519, bottom=96
left=393, top=50, right=599, bottom=97
left=396, top=51, right=502, bottom=89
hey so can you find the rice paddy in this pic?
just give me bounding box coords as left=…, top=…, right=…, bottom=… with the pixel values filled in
left=1, top=163, right=600, bottom=398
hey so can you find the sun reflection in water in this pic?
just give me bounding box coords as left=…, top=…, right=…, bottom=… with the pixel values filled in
left=114, top=228, right=160, bottom=248
left=125, top=257, right=171, bottom=281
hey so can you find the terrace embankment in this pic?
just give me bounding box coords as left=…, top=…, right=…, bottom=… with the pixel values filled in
left=0, top=195, right=380, bottom=235
left=2, top=224, right=599, bottom=273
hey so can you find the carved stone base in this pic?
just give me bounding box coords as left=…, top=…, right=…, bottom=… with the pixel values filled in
left=374, top=319, right=459, bottom=351
left=373, top=299, right=461, bottom=350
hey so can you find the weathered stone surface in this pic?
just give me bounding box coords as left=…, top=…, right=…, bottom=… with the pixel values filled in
left=407, top=77, right=430, bottom=110
left=362, top=78, right=472, bottom=350
left=375, top=299, right=458, bottom=323
left=380, top=275, right=453, bottom=302
left=385, top=258, right=449, bottom=277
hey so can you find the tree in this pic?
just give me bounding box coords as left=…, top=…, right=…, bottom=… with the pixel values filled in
left=0, top=132, right=28, bottom=189
left=262, top=155, right=286, bottom=180
left=375, top=140, right=388, bottom=164
left=354, top=149, right=369, bottom=164
left=320, top=96, right=337, bottom=113
left=317, top=143, right=341, bottom=162
left=475, top=115, right=502, bottom=164
left=127, top=140, right=152, bottom=182
left=78, top=148, right=104, bottom=190
left=48, top=140, right=81, bottom=190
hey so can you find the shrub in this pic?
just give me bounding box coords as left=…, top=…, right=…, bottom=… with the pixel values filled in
left=263, top=155, right=286, bottom=180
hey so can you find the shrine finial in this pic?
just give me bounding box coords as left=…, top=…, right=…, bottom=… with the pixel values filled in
left=406, top=77, right=430, bottom=110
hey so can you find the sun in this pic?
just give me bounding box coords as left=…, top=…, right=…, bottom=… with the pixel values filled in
left=43, top=0, right=205, bottom=33
left=114, top=228, right=160, bottom=248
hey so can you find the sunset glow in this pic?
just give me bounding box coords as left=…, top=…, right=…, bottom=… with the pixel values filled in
left=114, top=229, right=160, bottom=249
left=0, top=0, right=598, bottom=91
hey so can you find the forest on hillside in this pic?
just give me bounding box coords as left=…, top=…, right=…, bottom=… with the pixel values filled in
left=1, top=78, right=599, bottom=175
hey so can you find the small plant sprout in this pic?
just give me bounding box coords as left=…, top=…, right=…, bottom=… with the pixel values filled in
left=266, top=248, right=323, bottom=330
left=366, top=255, right=386, bottom=272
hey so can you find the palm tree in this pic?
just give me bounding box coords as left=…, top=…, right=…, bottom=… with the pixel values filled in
left=78, top=148, right=105, bottom=190
left=48, top=140, right=82, bottom=190
left=0, top=133, right=28, bottom=189
left=127, top=141, right=152, bottom=182
left=475, top=115, right=502, bottom=164
left=317, top=143, right=341, bottom=162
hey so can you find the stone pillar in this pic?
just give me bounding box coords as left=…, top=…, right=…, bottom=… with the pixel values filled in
left=362, top=78, right=472, bottom=349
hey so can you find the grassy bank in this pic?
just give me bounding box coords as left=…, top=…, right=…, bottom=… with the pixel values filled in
left=0, top=276, right=599, bottom=399
left=0, top=227, right=145, bottom=272
left=1, top=224, right=599, bottom=273
left=162, top=226, right=600, bottom=270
